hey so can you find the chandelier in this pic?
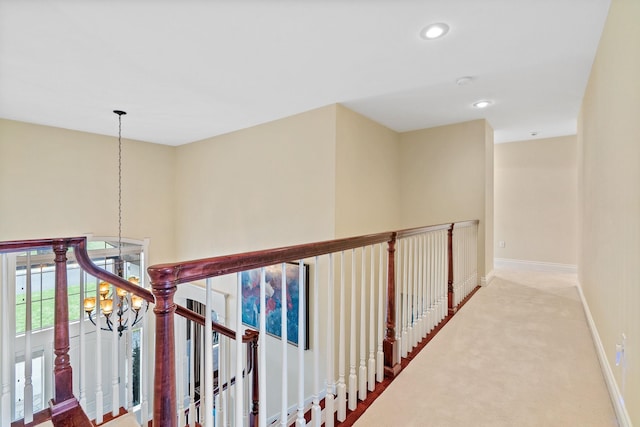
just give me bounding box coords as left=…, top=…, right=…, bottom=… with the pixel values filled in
left=82, top=110, right=147, bottom=336
left=83, top=277, right=146, bottom=336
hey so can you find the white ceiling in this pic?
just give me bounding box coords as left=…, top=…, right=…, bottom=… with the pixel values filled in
left=0, top=0, right=610, bottom=146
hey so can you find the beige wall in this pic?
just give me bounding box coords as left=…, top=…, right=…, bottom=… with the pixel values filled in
left=484, top=121, right=495, bottom=278
left=334, top=104, right=400, bottom=237
left=495, top=136, right=578, bottom=265
left=0, top=119, right=177, bottom=265
left=174, top=106, right=339, bottom=416
left=173, top=105, right=337, bottom=262
left=399, top=120, right=491, bottom=279
left=579, top=0, right=640, bottom=423
left=1, top=106, right=496, bottom=418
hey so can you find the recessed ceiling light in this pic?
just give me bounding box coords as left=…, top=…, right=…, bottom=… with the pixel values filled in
left=472, top=100, right=492, bottom=109
left=530, top=131, right=539, bottom=136
left=420, top=23, right=450, bottom=40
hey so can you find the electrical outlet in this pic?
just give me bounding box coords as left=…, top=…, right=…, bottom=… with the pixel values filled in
left=498, top=241, right=505, bottom=248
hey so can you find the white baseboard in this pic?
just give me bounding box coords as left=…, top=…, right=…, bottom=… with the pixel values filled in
left=481, top=270, right=494, bottom=286
left=576, top=282, right=632, bottom=427
left=494, top=258, right=577, bottom=274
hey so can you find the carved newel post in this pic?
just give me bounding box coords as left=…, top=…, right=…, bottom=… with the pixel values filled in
left=148, top=268, right=178, bottom=427
left=50, top=241, right=78, bottom=415
left=383, top=233, right=401, bottom=377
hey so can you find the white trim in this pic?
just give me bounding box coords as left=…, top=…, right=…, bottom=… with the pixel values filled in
left=481, top=270, right=494, bottom=286
left=494, top=258, right=577, bottom=274
left=576, top=283, right=631, bottom=427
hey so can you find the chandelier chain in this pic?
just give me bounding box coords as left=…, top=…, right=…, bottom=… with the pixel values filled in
left=114, top=110, right=126, bottom=277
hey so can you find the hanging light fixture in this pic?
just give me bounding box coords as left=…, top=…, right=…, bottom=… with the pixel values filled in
left=83, top=110, right=147, bottom=336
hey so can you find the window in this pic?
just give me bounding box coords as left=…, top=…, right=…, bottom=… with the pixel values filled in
left=13, top=238, right=145, bottom=335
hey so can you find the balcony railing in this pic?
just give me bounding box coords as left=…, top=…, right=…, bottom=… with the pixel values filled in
left=0, top=220, right=479, bottom=426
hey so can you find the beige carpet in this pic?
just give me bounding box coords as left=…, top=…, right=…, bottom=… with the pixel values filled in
left=101, top=413, right=140, bottom=427
left=354, top=269, right=618, bottom=427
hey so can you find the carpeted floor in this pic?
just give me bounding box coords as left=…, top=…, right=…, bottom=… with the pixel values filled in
left=353, top=269, right=618, bottom=427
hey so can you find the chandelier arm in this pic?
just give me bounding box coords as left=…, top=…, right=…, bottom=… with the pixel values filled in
left=87, top=311, right=98, bottom=327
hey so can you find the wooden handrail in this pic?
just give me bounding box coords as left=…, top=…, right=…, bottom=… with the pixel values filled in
left=0, top=237, right=156, bottom=303
left=395, top=222, right=453, bottom=239
left=147, top=232, right=394, bottom=285
left=174, top=304, right=259, bottom=343
left=72, top=239, right=155, bottom=303
left=146, top=221, right=478, bottom=286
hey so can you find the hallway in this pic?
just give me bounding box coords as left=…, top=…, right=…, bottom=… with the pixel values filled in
left=354, top=270, right=617, bottom=427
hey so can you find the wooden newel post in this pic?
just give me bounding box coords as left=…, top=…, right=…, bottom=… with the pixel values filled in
left=50, top=241, right=79, bottom=415
left=149, top=273, right=178, bottom=427
left=383, top=233, right=401, bottom=378
left=447, top=224, right=456, bottom=315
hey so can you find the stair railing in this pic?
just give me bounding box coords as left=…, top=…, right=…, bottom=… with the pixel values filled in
left=0, top=237, right=256, bottom=427
left=146, top=220, right=480, bottom=426
left=0, top=219, right=479, bottom=427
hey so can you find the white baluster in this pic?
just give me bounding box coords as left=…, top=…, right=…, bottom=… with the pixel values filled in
left=429, top=232, right=442, bottom=331
left=243, top=340, right=249, bottom=427
left=216, top=326, right=224, bottom=427
left=425, top=234, right=430, bottom=331
left=437, top=231, right=442, bottom=325
left=139, top=249, right=149, bottom=426
left=280, top=264, right=288, bottom=427
left=337, top=252, right=346, bottom=422
left=296, top=260, right=306, bottom=427
left=422, top=234, right=430, bottom=333
left=455, top=227, right=461, bottom=302
left=95, top=272, right=104, bottom=425
left=127, top=294, right=134, bottom=413
left=437, top=230, right=443, bottom=322
left=24, top=255, right=33, bottom=424
left=423, top=234, right=429, bottom=335
left=419, top=235, right=425, bottom=340
left=359, top=247, right=367, bottom=401
left=112, top=283, right=119, bottom=417
left=79, top=271, right=87, bottom=412
left=473, top=225, right=478, bottom=290
left=177, top=313, right=186, bottom=427
left=325, top=254, right=335, bottom=427
left=204, top=278, right=214, bottom=427
left=376, top=244, right=384, bottom=383
left=311, top=256, right=321, bottom=427
left=442, top=230, right=448, bottom=320
left=408, top=238, right=416, bottom=350
left=368, top=246, right=375, bottom=392
left=209, top=326, right=216, bottom=427
left=259, top=268, right=267, bottom=427
left=415, top=236, right=422, bottom=340
left=461, top=226, right=466, bottom=301
left=468, top=227, right=472, bottom=295
left=188, top=320, right=196, bottom=426
left=349, top=249, right=357, bottom=411
left=417, top=235, right=424, bottom=340
left=401, top=239, right=408, bottom=358
left=1, top=254, right=11, bottom=427
left=236, top=273, right=244, bottom=427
